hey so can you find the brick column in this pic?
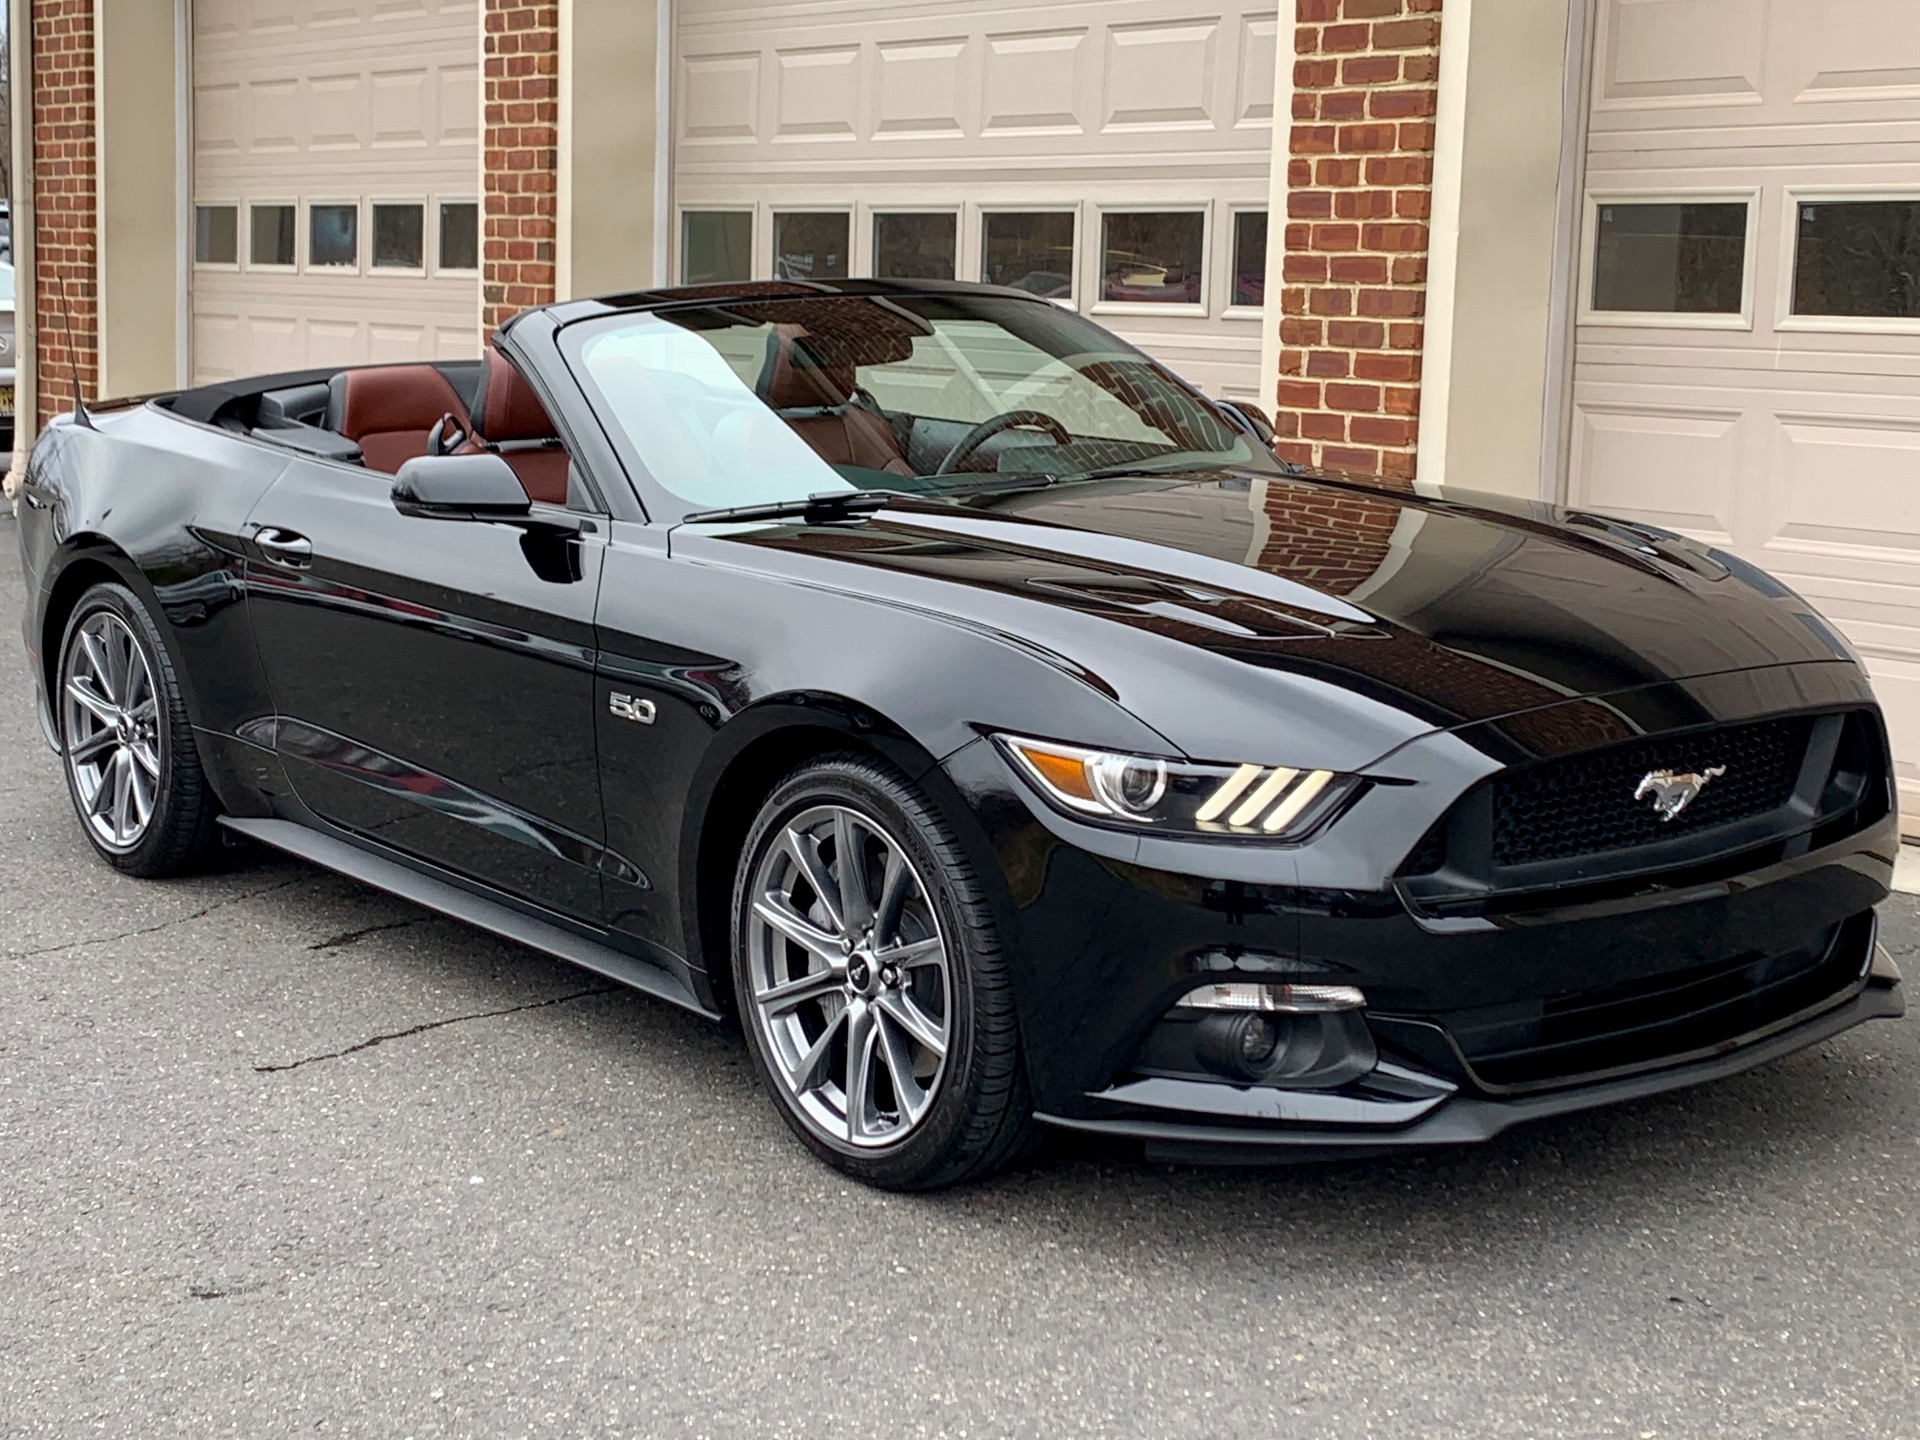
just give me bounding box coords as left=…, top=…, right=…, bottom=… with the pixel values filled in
left=483, top=0, right=560, bottom=334
left=1274, top=0, right=1442, bottom=486
left=30, top=0, right=97, bottom=428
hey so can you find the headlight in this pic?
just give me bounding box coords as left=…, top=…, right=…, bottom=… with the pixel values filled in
left=995, top=734, right=1359, bottom=841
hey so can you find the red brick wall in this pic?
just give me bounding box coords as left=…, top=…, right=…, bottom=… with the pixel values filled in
left=1273, top=0, right=1442, bottom=487
left=30, top=0, right=98, bottom=429
left=483, top=0, right=560, bottom=333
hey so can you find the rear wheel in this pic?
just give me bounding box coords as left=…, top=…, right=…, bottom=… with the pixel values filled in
left=56, top=582, right=219, bottom=876
left=732, top=754, right=1033, bottom=1190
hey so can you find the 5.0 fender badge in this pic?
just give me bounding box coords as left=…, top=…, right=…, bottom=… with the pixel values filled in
left=609, top=693, right=656, bottom=725
left=1633, top=765, right=1726, bottom=822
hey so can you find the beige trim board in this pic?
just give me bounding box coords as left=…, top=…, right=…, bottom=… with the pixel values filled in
left=6, top=0, right=34, bottom=492
left=563, top=0, right=666, bottom=297
left=1414, top=0, right=1578, bottom=501
left=96, top=0, right=182, bottom=401
left=1256, top=12, right=1293, bottom=416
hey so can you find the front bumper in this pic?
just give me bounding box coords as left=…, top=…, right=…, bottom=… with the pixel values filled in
left=937, top=685, right=1903, bottom=1157
left=1040, top=944, right=1903, bottom=1164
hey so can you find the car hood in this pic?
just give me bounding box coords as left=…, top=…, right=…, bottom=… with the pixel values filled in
left=687, top=469, right=1861, bottom=772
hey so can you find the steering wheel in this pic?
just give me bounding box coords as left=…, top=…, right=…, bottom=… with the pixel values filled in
left=934, top=409, right=1073, bottom=476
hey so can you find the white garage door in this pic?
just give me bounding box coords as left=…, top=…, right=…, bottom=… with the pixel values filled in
left=189, top=0, right=482, bottom=383
left=670, top=0, right=1279, bottom=400
left=1568, top=0, right=1920, bottom=831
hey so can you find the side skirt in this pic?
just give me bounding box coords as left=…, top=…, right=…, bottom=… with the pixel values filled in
left=219, top=815, right=720, bottom=1020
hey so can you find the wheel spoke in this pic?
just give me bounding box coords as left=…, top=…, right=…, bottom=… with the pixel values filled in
left=86, top=751, right=122, bottom=818
left=128, top=761, right=156, bottom=831
left=873, top=847, right=912, bottom=948
left=68, top=727, right=118, bottom=765
left=875, top=990, right=948, bottom=1059
left=123, top=644, right=153, bottom=713
left=78, top=628, right=118, bottom=703
left=110, top=749, right=135, bottom=840
left=753, top=896, right=845, bottom=967
left=127, top=699, right=157, bottom=726
left=843, top=1001, right=879, bottom=1142
left=65, top=679, right=118, bottom=728
left=833, top=810, right=874, bottom=934
left=128, top=736, right=161, bottom=781
left=789, top=1006, right=847, bottom=1092
left=782, top=827, right=844, bottom=933
left=875, top=935, right=944, bottom=970
left=873, top=1009, right=933, bottom=1123
left=755, top=964, right=844, bottom=1015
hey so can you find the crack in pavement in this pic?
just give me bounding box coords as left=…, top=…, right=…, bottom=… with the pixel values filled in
left=252, top=986, right=620, bottom=1073
left=2, top=877, right=318, bottom=962
left=307, top=917, right=433, bottom=952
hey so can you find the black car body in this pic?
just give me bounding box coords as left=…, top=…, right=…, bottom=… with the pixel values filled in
left=14, top=279, right=1904, bottom=1184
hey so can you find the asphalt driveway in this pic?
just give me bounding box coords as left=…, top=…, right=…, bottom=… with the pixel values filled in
left=2, top=509, right=1916, bottom=1439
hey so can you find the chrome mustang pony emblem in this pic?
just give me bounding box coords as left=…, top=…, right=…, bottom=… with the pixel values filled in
left=1633, top=765, right=1726, bottom=822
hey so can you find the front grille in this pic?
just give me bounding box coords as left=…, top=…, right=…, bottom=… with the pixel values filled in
left=1490, top=714, right=1810, bottom=867
left=1446, top=912, right=1871, bottom=1090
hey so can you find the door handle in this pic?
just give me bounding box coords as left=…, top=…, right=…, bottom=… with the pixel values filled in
left=255, top=527, right=313, bottom=568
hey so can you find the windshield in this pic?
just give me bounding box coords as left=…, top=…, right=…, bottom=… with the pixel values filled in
left=566, top=291, right=1272, bottom=511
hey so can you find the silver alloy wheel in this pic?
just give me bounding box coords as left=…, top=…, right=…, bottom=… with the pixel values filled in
left=746, top=803, right=953, bottom=1150
left=61, top=609, right=162, bottom=853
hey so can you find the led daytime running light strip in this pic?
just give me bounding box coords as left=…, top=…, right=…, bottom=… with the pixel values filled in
left=1196, top=764, right=1336, bottom=834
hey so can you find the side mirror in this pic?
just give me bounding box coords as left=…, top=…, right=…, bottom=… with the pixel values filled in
left=391, top=453, right=531, bottom=521
left=1216, top=399, right=1275, bottom=446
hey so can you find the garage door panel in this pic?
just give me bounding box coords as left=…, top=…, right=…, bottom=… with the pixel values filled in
left=1771, top=415, right=1920, bottom=549
left=1596, top=0, right=1767, bottom=110
left=1103, top=20, right=1219, bottom=133
left=775, top=47, right=862, bottom=142
left=983, top=29, right=1089, bottom=136
left=875, top=39, right=969, bottom=140
left=1568, top=401, right=1740, bottom=542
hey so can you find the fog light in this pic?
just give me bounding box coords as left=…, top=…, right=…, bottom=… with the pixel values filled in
left=1194, top=1013, right=1281, bottom=1082
left=1176, top=981, right=1365, bottom=1014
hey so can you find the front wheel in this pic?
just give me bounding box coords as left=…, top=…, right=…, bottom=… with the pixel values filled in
left=732, top=754, right=1033, bottom=1190
left=56, top=581, right=220, bottom=876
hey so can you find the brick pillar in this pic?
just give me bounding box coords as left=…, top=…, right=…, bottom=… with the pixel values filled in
left=1274, top=0, right=1442, bottom=486
left=483, top=0, right=560, bottom=334
left=30, top=0, right=98, bottom=428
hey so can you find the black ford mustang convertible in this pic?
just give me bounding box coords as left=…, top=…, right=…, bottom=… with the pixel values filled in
left=14, top=279, right=1905, bottom=1188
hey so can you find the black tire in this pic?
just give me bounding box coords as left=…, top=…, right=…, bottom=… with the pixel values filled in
left=55, top=581, right=221, bottom=877
left=732, top=753, right=1034, bottom=1190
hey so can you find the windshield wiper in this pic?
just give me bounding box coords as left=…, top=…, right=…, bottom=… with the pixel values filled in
left=679, top=489, right=911, bottom=526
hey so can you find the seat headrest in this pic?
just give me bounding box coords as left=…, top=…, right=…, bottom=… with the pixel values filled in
left=327, top=365, right=469, bottom=441
left=760, top=325, right=855, bottom=411
left=473, top=347, right=559, bottom=444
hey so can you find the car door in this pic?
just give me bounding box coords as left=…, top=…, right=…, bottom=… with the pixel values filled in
left=242, top=453, right=608, bottom=922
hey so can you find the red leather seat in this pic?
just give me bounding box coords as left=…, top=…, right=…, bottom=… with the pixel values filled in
left=759, top=326, right=912, bottom=477
left=464, top=347, right=571, bottom=504
left=325, top=365, right=472, bottom=474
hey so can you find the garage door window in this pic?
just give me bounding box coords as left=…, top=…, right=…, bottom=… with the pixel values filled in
left=773, top=212, right=850, bottom=281
left=982, top=212, right=1075, bottom=300
left=438, top=202, right=479, bottom=274
left=1590, top=200, right=1749, bottom=318
left=874, top=213, right=957, bottom=281
left=682, top=211, right=751, bottom=285
left=1230, top=210, right=1267, bottom=310
left=194, top=205, right=237, bottom=266
left=250, top=204, right=295, bottom=269
left=309, top=203, right=359, bottom=269
left=1792, top=200, right=1920, bottom=321
left=1100, top=212, right=1205, bottom=308
left=372, top=204, right=426, bottom=271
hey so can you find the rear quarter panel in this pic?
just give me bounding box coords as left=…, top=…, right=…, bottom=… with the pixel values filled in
left=19, top=406, right=289, bottom=752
